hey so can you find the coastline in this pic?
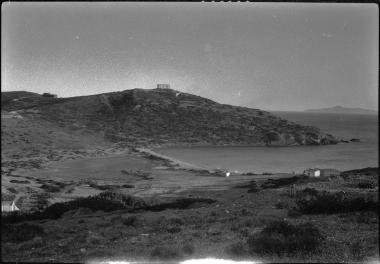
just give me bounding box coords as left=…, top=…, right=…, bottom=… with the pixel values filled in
left=136, top=147, right=208, bottom=171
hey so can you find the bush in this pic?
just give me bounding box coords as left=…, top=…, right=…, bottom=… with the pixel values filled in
left=168, top=217, right=184, bottom=226
left=7, top=187, right=18, bottom=194
left=261, top=176, right=305, bottom=189
left=122, top=216, right=138, bottom=227
left=167, top=226, right=181, bottom=233
left=2, top=191, right=147, bottom=224
left=9, top=180, right=30, bottom=184
left=247, top=220, right=324, bottom=255
left=350, top=239, right=367, bottom=260
left=275, top=201, right=289, bottom=209
left=182, top=243, right=195, bottom=255
left=40, top=184, right=61, bottom=192
left=150, top=246, right=182, bottom=260
left=357, top=182, right=375, bottom=189
left=296, top=188, right=378, bottom=214
left=247, top=181, right=260, bottom=193
left=226, top=241, right=248, bottom=257
left=145, top=197, right=216, bottom=211
left=2, top=223, right=45, bottom=243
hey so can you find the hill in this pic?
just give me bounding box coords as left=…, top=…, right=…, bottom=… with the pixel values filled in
left=1, top=88, right=339, bottom=149
left=1, top=91, right=41, bottom=106
left=305, top=105, right=377, bottom=115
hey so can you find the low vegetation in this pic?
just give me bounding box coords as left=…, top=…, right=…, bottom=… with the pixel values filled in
left=86, top=181, right=135, bottom=191
left=236, top=180, right=260, bottom=193
left=2, top=223, right=45, bottom=243
left=145, top=197, right=216, bottom=211
left=150, top=245, right=182, bottom=260
left=261, top=175, right=305, bottom=189
left=2, top=191, right=144, bottom=223
left=2, top=191, right=216, bottom=224
left=296, top=188, right=378, bottom=214
left=247, top=220, right=324, bottom=255
left=9, top=179, right=30, bottom=184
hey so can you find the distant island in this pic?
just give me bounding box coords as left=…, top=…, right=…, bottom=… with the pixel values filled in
left=305, top=105, right=377, bottom=115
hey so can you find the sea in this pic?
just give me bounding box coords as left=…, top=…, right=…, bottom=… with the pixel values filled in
left=154, top=112, right=378, bottom=174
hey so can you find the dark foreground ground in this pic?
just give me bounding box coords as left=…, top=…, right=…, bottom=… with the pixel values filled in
left=2, top=167, right=378, bottom=263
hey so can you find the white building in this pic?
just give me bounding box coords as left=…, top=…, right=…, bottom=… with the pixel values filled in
left=304, top=168, right=321, bottom=177
left=303, top=168, right=340, bottom=177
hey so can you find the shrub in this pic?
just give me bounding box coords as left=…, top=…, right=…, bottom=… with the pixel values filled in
left=2, top=223, right=45, bottom=243
left=7, top=187, right=18, bottom=194
left=2, top=191, right=146, bottom=224
left=150, top=246, right=182, bottom=260
left=287, top=209, right=302, bottom=218
left=182, top=243, right=195, bottom=255
left=167, top=226, right=182, bottom=233
left=9, top=180, right=30, bottom=184
left=226, top=241, right=248, bottom=257
left=122, top=184, right=135, bottom=188
left=241, top=209, right=250, bottom=216
left=296, top=188, right=378, bottom=214
left=122, top=216, right=138, bottom=227
left=247, top=220, right=324, bottom=256
left=356, top=211, right=378, bottom=224
left=145, top=197, right=216, bottom=211
left=357, top=182, right=375, bottom=189
left=40, top=184, right=61, bottom=192
left=168, top=217, right=184, bottom=226
left=246, top=181, right=260, bottom=193
left=261, top=176, right=306, bottom=189
left=350, top=239, right=367, bottom=260
left=275, top=201, right=289, bottom=209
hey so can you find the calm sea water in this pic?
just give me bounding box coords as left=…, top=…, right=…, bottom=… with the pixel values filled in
left=155, top=112, right=378, bottom=173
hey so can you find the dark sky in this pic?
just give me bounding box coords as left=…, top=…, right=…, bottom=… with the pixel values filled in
left=2, top=2, right=378, bottom=111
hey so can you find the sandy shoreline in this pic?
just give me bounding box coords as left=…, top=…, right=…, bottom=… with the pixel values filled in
left=136, top=147, right=209, bottom=171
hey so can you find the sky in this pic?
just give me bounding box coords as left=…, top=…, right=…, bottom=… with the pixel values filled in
left=2, top=2, right=378, bottom=111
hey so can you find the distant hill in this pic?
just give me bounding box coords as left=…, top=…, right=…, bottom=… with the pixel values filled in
left=305, top=106, right=377, bottom=115
left=1, top=91, right=41, bottom=106
left=1, top=88, right=339, bottom=148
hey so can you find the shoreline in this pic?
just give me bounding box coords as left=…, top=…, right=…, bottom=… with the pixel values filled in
left=136, top=147, right=208, bottom=171
left=144, top=138, right=358, bottom=152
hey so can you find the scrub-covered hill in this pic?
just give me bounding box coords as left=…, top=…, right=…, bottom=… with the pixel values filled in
left=2, top=88, right=338, bottom=148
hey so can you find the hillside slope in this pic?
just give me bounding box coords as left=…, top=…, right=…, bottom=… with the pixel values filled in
left=2, top=88, right=338, bottom=147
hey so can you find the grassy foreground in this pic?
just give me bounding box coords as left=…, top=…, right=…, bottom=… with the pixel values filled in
left=1, top=168, right=378, bottom=263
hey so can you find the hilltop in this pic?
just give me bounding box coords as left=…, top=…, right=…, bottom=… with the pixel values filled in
left=2, top=88, right=338, bottom=151
left=305, top=105, right=377, bottom=115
